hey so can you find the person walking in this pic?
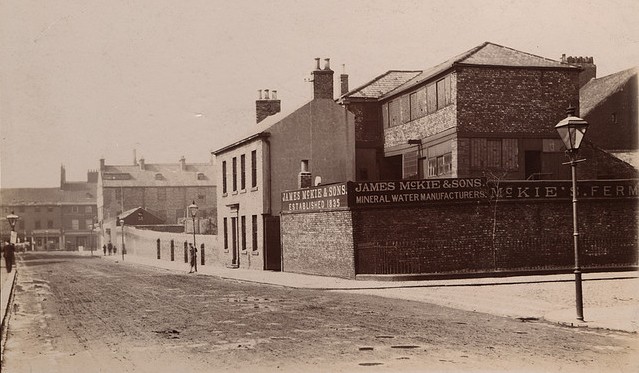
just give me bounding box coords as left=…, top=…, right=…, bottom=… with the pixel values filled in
left=189, top=243, right=197, bottom=273
left=103, top=244, right=107, bottom=256
left=107, top=242, right=113, bottom=255
left=3, top=240, right=16, bottom=273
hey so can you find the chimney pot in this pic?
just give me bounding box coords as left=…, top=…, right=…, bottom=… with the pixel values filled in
left=324, top=58, right=331, bottom=70
left=272, top=90, right=277, bottom=99
left=139, top=158, right=145, bottom=170
left=258, top=89, right=262, bottom=99
left=315, top=58, right=321, bottom=70
left=264, top=89, right=270, bottom=99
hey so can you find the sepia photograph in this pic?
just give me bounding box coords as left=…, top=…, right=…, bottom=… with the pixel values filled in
left=1, top=0, right=637, bottom=372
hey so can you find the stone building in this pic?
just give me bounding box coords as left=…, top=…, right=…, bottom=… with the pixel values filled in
left=97, top=156, right=217, bottom=245
left=0, top=166, right=98, bottom=250
left=213, top=58, right=356, bottom=271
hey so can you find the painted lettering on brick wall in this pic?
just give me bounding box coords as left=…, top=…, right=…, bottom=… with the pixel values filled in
left=281, top=183, right=348, bottom=212
left=352, top=178, right=487, bottom=206
left=490, top=180, right=639, bottom=200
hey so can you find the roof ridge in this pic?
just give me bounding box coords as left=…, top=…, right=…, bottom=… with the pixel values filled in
left=341, top=70, right=422, bottom=98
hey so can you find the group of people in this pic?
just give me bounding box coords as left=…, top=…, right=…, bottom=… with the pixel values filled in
left=3, top=240, right=16, bottom=273
left=102, top=243, right=118, bottom=256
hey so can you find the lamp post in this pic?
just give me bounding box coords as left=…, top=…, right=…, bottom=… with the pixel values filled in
left=89, top=222, right=94, bottom=256
left=119, top=218, right=125, bottom=261
left=555, top=105, right=589, bottom=321
left=188, top=201, right=198, bottom=272
left=6, top=211, right=19, bottom=244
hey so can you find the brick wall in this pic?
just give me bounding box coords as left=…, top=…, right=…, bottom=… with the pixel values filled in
left=456, top=66, right=580, bottom=136
left=281, top=210, right=355, bottom=278
left=281, top=197, right=638, bottom=278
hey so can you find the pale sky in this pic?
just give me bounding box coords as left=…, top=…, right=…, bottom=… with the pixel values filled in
left=1, top=0, right=637, bottom=188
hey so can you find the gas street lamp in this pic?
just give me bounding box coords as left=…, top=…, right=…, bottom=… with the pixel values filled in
left=6, top=211, right=19, bottom=243
left=188, top=201, right=198, bottom=272
left=555, top=105, right=589, bottom=321
left=119, top=218, right=125, bottom=261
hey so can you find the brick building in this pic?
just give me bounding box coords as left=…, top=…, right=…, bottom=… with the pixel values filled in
left=341, top=42, right=594, bottom=181
left=97, top=156, right=217, bottom=246
left=213, top=58, right=356, bottom=271
left=579, top=66, right=638, bottom=165
left=0, top=167, right=98, bottom=250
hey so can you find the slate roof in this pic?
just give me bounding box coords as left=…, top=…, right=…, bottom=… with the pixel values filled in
left=580, top=67, right=638, bottom=117
left=101, top=162, right=216, bottom=187
left=340, top=70, right=422, bottom=100
left=0, top=184, right=97, bottom=206
left=382, top=42, right=577, bottom=99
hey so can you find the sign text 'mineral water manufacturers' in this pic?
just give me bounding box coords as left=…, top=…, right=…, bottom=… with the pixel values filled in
left=281, top=178, right=638, bottom=213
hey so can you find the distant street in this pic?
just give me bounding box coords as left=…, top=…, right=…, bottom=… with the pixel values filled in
left=2, top=252, right=637, bottom=373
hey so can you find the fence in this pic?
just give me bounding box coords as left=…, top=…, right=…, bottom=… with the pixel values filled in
left=356, top=236, right=638, bottom=275
left=112, top=227, right=221, bottom=267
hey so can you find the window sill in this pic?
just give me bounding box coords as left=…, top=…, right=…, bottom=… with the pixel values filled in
left=240, top=189, right=247, bottom=194
left=251, top=251, right=259, bottom=256
left=251, top=186, right=259, bottom=192
left=231, top=191, right=238, bottom=195
left=222, top=193, right=228, bottom=197
left=223, top=250, right=229, bottom=253
left=241, top=251, right=247, bottom=255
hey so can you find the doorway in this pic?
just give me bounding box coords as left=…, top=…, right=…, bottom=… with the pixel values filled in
left=264, top=215, right=281, bottom=271
left=525, top=151, right=542, bottom=180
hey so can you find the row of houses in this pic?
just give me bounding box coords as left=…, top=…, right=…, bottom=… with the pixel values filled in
left=2, top=42, right=637, bottom=276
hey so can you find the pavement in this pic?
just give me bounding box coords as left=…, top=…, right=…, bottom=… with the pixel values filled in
left=1, top=259, right=18, bottom=361
left=95, top=252, right=639, bottom=334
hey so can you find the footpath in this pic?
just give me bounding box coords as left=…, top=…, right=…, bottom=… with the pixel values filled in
left=99, top=252, right=639, bottom=334
left=1, top=260, right=18, bottom=360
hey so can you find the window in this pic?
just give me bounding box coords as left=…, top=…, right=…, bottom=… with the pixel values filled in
left=85, top=206, right=92, bottom=214
left=222, top=161, right=227, bottom=194
left=241, top=215, right=246, bottom=250
left=611, top=112, right=618, bottom=124
left=223, top=218, right=228, bottom=250
left=428, top=153, right=452, bottom=176
left=251, top=150, right=257, bottom=188
left=232, top=157, right=237, bottom=191
left=85, top=219, right=93, bottom=229
left=400, top=95, right=410, bottom=124
left=410, top=88, right=427, bottom=120
left=470, top=138, right=519, bottom=171
left=388, top=99, right=400, bottom=127
left=47, top=220, right=54, bottom=228
left=240, top=154, right=246, bottom=190
left=18, top=221, right=24, bottom=230
left=251, top=215, right=258, bottom=251
left=35, top=220, right=41, bottom=229
left=154, top=173, right=163, bottom=180
left=47, top=206, right=54, bottom=212
left=71, top=219, right=79, bottom=230
left=197, top=172, right=206, bottom=180
left=197, top=194, right=206, bottom=203
left=382, top=103, right=390, bottom=128
left=35, top=206, right=41, bottom=212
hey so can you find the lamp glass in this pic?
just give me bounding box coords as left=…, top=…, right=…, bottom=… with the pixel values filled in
left=555, top=116, right=589, bottom=151
left=188, top=201, right=198, bottom=218
left=7, top=212, right=19, bottom=229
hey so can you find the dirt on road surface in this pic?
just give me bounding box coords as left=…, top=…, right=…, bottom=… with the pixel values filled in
left=3, top=252, right=638, bottom=372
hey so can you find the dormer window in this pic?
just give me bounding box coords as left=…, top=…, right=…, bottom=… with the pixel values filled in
left=155, top=173, right=163, bottom=180
left=197, top=172, right=206, bottom=180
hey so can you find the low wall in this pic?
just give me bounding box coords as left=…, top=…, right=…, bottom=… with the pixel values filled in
left=280, top=179, right=639, bottom=279
left=281, top=210, right=355, bottom=278
left=113, top=227, right=221, bottom=267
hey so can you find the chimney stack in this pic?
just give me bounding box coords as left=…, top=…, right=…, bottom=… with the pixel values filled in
left=340, top=64, right=349, bottom=96
left=179, top=156, right=186, bottom=171
left=565, top=55, right=596, bottom=88
left=256, top=88, right=281, bottom=124
left=312, top=57, right=334, bottom=100
left=298, top=160, right=312, bottom=189
left=133, top=149, right=138, bottom=165
left=60, top=165, right=66, bottom=189
left=99, top=158, right=105, bottom=171
left=139, top=158, right=145, bottom=170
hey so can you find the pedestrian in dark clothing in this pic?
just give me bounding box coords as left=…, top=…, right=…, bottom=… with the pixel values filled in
left=107, top=242, right=113, bottom=255
left=113, top=245, right=117, bottom=255
left=103, top=245, right=107, bottom=256
left=189, top=243, right=197, bottom=273
left=3, top=241, right=16, bottom=273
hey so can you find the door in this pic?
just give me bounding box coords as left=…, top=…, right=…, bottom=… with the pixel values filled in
left=264, top=215, right=281, bottom=271
left=525, top=151, right=542, bottom=180
left=231, top=217, right=239, bottom=267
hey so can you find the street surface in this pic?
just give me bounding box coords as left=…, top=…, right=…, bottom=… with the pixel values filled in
left=2, top=252, right=638, bottom=372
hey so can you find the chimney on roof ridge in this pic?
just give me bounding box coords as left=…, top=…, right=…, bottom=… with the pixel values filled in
left=179, top=156, right=186, bottom=171
left=139, top=158, right=145, bottom=170
left=256, top=88, right=281, bottom=124
left=133, top=149, right=138, bottom=165
left=564, top=54, right=596, bottom=88
left=312, top=57, right=334, bottom=100
left=60, top=165, right=66, bottom=189
left=99, top=158, right=105, bottom=171
left=298, top=160, right=312, bottom=189
left=340, top=64, right=349, bottom=96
